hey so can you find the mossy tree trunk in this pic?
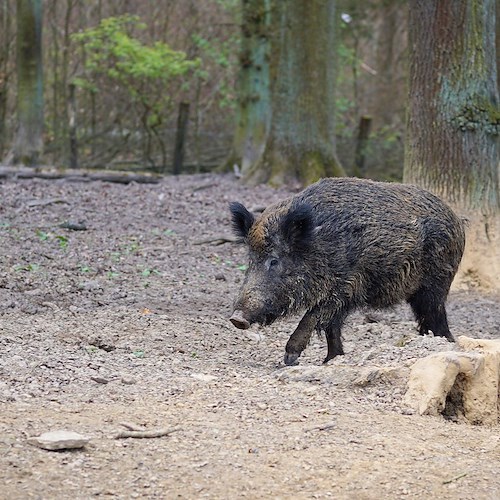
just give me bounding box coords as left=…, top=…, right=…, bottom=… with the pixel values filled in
left=240, top=0, right=345, bottom=186
left=226, top=0, right=272, bottom=174
left=13, top=0, right=43, bottom=166
left=404, top=0, right=499, bottom=214
left=404, top=0, right=499, bottom=289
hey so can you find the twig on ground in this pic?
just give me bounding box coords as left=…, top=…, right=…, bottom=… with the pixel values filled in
left=114, top=427, right=181, bottom=439
left=26, top=198, right=70, bottom=208
left=119, top=422, right=147, bottom=432
left=305, top=422, right=336, bottom=432
left=192, top=182, right=218, bottom=192
left=442, top=472, right=468, bottom=485
left=194, top=235, right=239, bottom=246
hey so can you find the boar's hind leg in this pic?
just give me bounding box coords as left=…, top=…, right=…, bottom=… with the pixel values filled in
left=408, top=288, right=454, bottom=342
left=284, top=311, right=320, bottom=366
left=323, top=307, right=349, bottom=364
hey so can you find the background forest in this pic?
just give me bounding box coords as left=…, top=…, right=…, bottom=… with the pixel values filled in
left=0, top=0, right=409, bottom=179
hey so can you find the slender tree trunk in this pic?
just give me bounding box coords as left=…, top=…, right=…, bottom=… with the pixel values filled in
left=371, top=1, right=407, bottom=129
left=61, top=0, right=74, bottom=166
left=13, top=0, right=43, bottom=166
left=244, top=0, right=345, bottom=186
left=68, top=82, right=78, bottom=168
left=49, top=0, right=60, bottom=160
left=405, top=0, right=499, bottom=290
left=0, top=0, right=13, bottom=158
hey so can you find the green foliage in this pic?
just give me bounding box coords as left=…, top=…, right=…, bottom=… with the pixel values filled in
left=35, top=230, right=69, bottom=250
left=141, top=267, right=160, bottom=277
left=72, top=15, right=200, bottom=143
left=191, top=30, right=239, bottom=109
left=56, top=235, right=69, bottom=250
left=36, top=230, right=49, bottom=241
left=72, top=15, right=199, bottom=102
left=14, top=263, right=40, bottom=272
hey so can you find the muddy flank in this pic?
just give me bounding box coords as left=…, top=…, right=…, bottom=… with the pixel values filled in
left=0, top=174, right=499, bottom=499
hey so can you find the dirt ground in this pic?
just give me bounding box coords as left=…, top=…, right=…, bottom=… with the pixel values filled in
left=0, top=173, right=499, bottom=499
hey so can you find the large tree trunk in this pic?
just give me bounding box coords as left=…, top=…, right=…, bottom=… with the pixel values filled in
left=226, top=0, right=272, bottom=175
left=404, top=0, right=499, bottom=289
left=243, top=0, right=345, bottom=186
left=13, top=0, right=44, bottom=166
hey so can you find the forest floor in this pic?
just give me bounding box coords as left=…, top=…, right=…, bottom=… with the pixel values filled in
left=0, top=173, right=499, bottom=499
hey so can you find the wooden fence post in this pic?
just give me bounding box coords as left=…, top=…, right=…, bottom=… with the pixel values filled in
left=172, top=101, right=190, bottom=175
left=354, top=115, right=372, bottom=177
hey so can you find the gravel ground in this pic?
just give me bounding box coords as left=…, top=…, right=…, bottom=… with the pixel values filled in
left=0, top=173, right=499, bottom=499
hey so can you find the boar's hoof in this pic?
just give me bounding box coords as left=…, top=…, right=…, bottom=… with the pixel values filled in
left=284, top=352, right=300, bottom=366
left=230, top=311, right=250, bottom=330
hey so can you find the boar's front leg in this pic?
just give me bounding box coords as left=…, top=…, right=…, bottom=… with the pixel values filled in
left=284, top=310, right=321, bottom=366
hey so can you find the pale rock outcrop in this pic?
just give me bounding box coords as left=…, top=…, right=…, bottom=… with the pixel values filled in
left=403, top=336, right=500, bottom=425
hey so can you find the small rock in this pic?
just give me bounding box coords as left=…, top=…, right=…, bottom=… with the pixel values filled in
left=401, top=408, right=415, bottom=415
left=121, top=376, right=137, bottom=385
left=214, top=273, right=226, bottom=281
left=91, top=376, right=110, bottom=384
left=244, top=332, right=263, bottom=342
left=190, top=373, right=218, bottom=382
left=79, top=280, right=102, bottom=292
left=28, top=430, right=90, bottom=451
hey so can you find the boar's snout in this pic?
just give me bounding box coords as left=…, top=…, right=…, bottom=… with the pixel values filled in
left=230, top=310, right=250, bottom=330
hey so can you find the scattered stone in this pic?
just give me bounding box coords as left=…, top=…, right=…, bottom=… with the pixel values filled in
left=28, top=430, right=90, bottom=451
left=244, top=332, right=264, bottom=342
left=190, top=373, right=218, bottom=382
left=91, top=376, right=110, bottom=384
left=121, top=376, right=137, bottom=385
left=352, top=366, right=403, bottom=387
left=214, top=273, right=226, bottom=281
left=59, top=221, right=88, bottom=231
left=88, top=335, right=116, bottom=352
left=78, top=280, right=103, bottom=292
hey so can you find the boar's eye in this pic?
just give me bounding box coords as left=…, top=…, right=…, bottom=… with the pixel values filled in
left=266, top=257, right=279, bottom=270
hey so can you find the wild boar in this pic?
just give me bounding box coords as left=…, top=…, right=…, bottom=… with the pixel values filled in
left=229, top=177, right=465, bottom=365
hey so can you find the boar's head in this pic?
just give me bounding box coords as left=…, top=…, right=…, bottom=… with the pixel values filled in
left=228, top=200, right=316, bottom=330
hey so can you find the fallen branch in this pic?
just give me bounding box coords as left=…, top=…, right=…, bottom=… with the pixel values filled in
left=114, top=427, right=181, bottom=439
left=0, top=166, right=161, bottom=184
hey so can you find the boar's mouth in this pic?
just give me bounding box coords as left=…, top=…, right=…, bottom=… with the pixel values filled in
left=229, top=310, right=250, bottom=330
left=229, top=310, right=279, bottom=330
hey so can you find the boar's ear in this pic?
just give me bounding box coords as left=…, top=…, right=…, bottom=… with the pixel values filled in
left=229, top=202, right=255, bottom=239
left=281, top=203, right=315, bottom=250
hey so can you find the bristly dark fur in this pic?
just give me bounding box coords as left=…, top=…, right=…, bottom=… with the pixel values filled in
left=229, top=202, right=255, bottom=239
left=280, top=202, right=315, bottom=251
